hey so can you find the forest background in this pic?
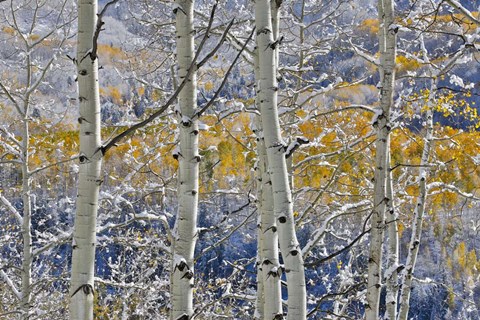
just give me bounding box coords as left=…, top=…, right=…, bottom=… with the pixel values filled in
left=1, top=0, right=480, bottom=319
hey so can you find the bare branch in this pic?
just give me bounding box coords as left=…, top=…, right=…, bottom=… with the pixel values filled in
left=196, top=26, right=256, bottom=118
left=102, top=17, right=252, bottom=154
left=446, top=0, right=480, bottom=25
left=0, top=81, right=23, bottom=115
left=197, top=19, right=234, bottom=69
left=29, top=155, right=80, bottom=176
left=90, top=0, right=121, bottom=61
left=0, top=270, right=21, bottom=300
left=0, top=193, right=23, bottom=225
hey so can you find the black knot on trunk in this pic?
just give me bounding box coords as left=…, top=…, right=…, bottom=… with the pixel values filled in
left=278, top=216, right=287, bottom=223
left=181, top=270, right=194, bottom=280
left=178, top=261, right=187, bottom=271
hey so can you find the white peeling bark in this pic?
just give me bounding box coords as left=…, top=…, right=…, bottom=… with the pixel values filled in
left=170, top=0, right=199, bottom=318
left=365, top=0, right=396, bottom=318
left=255, top=0, right=306, bottom=318
left=69, top=1, right=102, bottom=319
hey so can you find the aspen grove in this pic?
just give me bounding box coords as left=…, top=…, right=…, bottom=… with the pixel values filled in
left=1, top=0, right=480, bottom=319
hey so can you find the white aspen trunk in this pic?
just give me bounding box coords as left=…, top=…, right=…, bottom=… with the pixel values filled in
left=254, top=14, right=282, bottom=319
left=259, top=141, right=283, bottom=319
left=20, top=118, right=32, bottom=320
left=69, top=1, right=102, bottom=319
left=255, top=222, right=265, bottom=319
left=385, top=153, right=398, bottom=320
left=19, top=46, right=34, bottom=320
left=257, top=120, right=283, bottom=319
left=365, top=0, right=396, bottom=318
left=255, top=0, right=306, bottom=318
left=170, top=0, right=198, bottom=318
left=397, top=95, right=434, bottom=320
left=254, top=50, right=265, bottom=320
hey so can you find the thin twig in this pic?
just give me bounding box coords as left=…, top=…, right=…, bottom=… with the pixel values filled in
left=196, top=27, right=256, bottom=118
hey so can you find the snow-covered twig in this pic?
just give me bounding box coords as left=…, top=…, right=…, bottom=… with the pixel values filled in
left=302, top=200, right=371, bottom=256
left=0, top=193, right=23, bottom=225
left=1, top=270, right=21, bottom=300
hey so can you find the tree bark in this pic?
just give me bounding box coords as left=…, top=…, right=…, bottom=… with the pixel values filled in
left=170, top=0, right=199, bottom=318
left=253, top=14, right=283, bottom=318
left=397, top=92, right=434, bottom=320
left=365, top=0, right=396, bottom=318
left=20, top=118, right=32, bottom=320
left=256, top=117, right=283, bottom=319
left=385, top=153, right=398, bottom=320
left=255, top=0, right=306, bottom=318
left=69, top=1, right=102, bottom=319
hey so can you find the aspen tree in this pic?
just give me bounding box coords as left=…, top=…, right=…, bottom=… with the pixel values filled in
left=69, top=0, right=103, bottom=318
left=170, top=0, right=199, bottom=318
left=0, top=1, right=75, bottom=317
left=365, top=0, right=396, bottom=318
left=385, top=154, right=398, bottom=320
left=397, top=35, right=459, bottom=318
left=255, top=0, right=306, bottom=318
left=254, top=115, right=282, bottom=318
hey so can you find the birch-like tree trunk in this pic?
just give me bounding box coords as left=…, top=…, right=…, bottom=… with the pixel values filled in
left=259, top=136, right=283, bottom=319
left=365, top=0, right=396, bottom=318
left=396, top=30, right=469, bottom=316
left=385, top=153, right=398, bottom=320
left=170, top=0, right=199, bottom=318
left=255, top=0, right=306, bottom=318
left=397, top=77, right=435, bottom=320
left=19, top=40, right=35, bottom=320
left=69, top=1, right=103, bottom=319
left=255, top=220, right=265, bottom=319
left=253, top=9, right=283, bottom=318
left=397, top=109, right=432, bottom=320
left=20, top=118, right=32, bottom=320
left=255, top=117, right=283, bottom=318
left=254, top=55, right=266, bottom=320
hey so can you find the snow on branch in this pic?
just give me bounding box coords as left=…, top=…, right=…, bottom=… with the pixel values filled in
left=32, top=232, right=72, bottom=258
left=0, top=126, right=22, bottom=149
left=0, top=193, right=23, bottom=225
left=0, top=81, right=23, bottom=115
left=348, top=39, right=379, bottom=66
left=427, top=182, right=480, bottom=201
left=0, top=270, right=21, bottom=300
left=302, top=200, right=371, bottom=256
left=285, top=136, right=309, bottom=159
left=294, top=130, right=375, bottom=169
left=446, top=0, right=480, bottom=25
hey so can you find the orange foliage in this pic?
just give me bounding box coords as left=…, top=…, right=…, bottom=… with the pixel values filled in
left=359, top=18, right=379, bottom=34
